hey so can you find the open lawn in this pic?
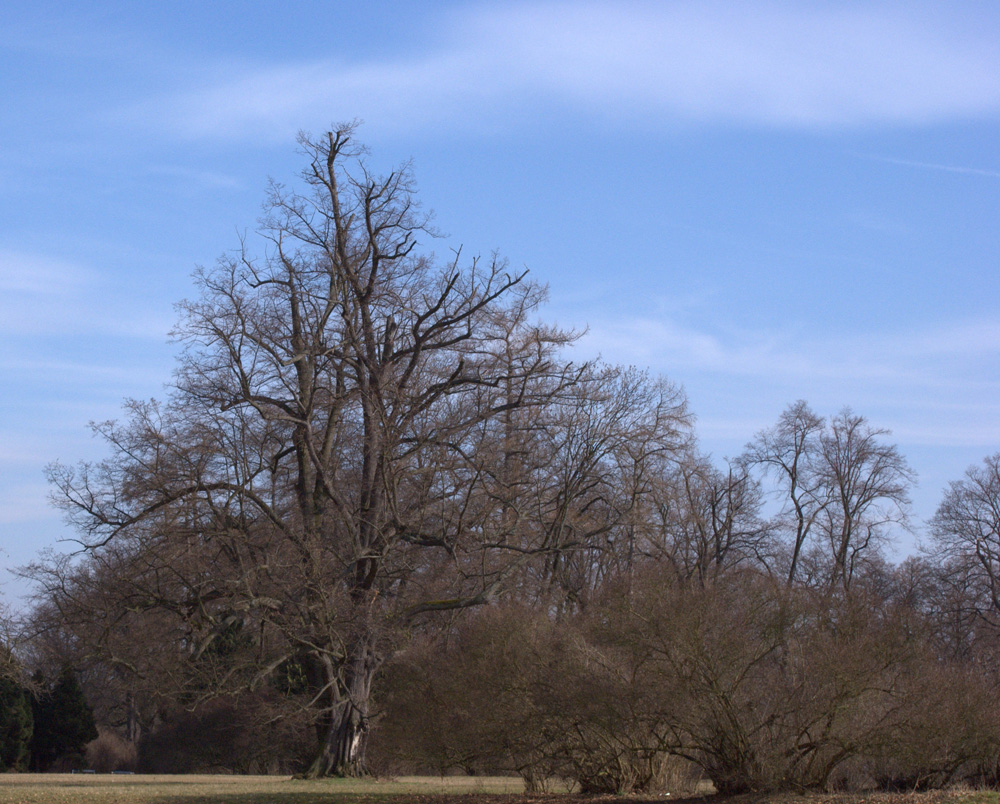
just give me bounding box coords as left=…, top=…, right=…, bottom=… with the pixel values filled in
left=1, top=776, right=1000, bottom=804
left=0, top=774, right=525, bottom=804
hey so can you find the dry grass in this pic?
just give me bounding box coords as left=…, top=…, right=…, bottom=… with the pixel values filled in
left=2, top=776, right=1000, bottom=804
left=0, top=773, right=524, bottom=804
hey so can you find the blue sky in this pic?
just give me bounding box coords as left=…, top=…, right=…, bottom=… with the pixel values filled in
left=2, top=1, right=999, bottom=601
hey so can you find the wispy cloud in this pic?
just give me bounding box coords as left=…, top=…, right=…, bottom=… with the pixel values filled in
left=581, top=314, right=1000, bottom=448
left=0, top=481, right=54, bottom=525
left=855, top=153, right=1000, bottom=179
left=0, top=250, right=94, bottom=295
left=585, top=315, right=1000, bottom=384
left=0, top=250, right=174, bottom=338
left=127, top=2, right=1000, bottom=141
left=145, top=165, right=243, bottom=190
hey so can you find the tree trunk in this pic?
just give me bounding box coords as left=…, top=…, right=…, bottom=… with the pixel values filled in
left=125, top=690, right=140, bottom=744
left=303, top=640, right=378, bottom=778
left=305, top=699, right=369, bottom=777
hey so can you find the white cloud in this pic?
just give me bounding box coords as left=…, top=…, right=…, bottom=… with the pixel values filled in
left=129, top=2, right=1000, bottom=141
left=462, top=3, right=1000, bottom=125
left=580, top=315, right=1000, bottom=449
left=0, top=250, right=94, bottom=295
left=0, top=478, right=56, bottom=526
left=0, top=250, right=174, bottom=338
left=145, top=164, right=243, bottom=190
left=585, top=315, right=1000, bottom=380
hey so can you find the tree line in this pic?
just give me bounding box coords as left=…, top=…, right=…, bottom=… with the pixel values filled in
left=8, top=127, right=1000, bottom=791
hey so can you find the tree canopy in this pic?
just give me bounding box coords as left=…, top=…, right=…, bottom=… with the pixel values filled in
left=40, top=125, right=689, bottom=776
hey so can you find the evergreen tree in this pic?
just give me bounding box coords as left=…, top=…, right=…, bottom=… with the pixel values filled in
left=0, top=675, right=32, bottom=771
left=29, top=666, right=98, bottom=771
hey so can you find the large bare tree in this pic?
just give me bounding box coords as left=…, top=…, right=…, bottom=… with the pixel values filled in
left=43, top=126, right=590, bottom=776
left=931, top=454, right=1000, bottom=617
left=645, top=454, right=771, bottom=584
left=818, top=409, right=913, bottom=591
left=745, top=403, right=912, bottom=591
left=744, top=400, right=828, bottom=585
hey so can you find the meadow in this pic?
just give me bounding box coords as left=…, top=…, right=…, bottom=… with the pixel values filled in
left=1, top=776, right=999, bottom=804
left=0, top=774, right=524, bottom=804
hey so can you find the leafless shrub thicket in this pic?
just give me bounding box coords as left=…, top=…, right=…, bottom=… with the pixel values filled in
left=86, top=728, right=137, bottom=773
left=378, top=564, right=1000, bottom=794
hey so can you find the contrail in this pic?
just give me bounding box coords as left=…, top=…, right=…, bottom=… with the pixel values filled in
left=856, top=152, right=1000, bottom=179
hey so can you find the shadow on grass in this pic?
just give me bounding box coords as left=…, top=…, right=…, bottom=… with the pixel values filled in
left=146, top=793, right=537, bottom=804
left=146, top=794, right=679, bottom=804
left=146, top=794, right=1000, bottom=804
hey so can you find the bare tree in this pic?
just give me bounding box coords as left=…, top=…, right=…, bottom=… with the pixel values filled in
left=607, top=569, right=926, bottom=794
left=0, top=605, right=31, bottom=691
left=744, top=401, right=828, bottom=585
left=746, top=403, right=913, bottom=591
left=23, top=535, right=201, bottom=747
left=644, top=454, right=771, bottom=583
left=818, top=409, right=913, bottom=591
left=42, top=125, right=588, bottom=777
left=522, top=367, right=691, bottom=609
left=931, top=454, right=1000, bottom=616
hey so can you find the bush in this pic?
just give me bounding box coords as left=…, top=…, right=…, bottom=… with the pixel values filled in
left=86, top=729, right=137, bottom=773
left=137, top=694, right=313, bottom=774
left=377, top=604, right=677, bottom=794
left=375, top=567, right=1000, bottom=794
left=607, top=570, right=931, bottom=793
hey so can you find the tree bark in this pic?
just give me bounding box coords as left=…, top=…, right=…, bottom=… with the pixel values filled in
left=306, top=701, right=369, bottom=778
left=304, top=639, right=377, bottom=778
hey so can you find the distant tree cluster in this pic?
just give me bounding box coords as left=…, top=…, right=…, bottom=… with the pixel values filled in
left=0, top=652, right=96, bottom=773
left=15, top=128, right=1000, bottom=791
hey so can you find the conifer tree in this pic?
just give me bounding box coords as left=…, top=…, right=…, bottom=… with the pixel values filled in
left=0, top=675, right=32, bottom=771
left=29, top=666, right=98, bottom=771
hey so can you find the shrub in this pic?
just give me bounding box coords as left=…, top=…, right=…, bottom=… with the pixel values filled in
left=137, top=694, right=312, bottom=774
left=86, top=729, right=137, bottom=773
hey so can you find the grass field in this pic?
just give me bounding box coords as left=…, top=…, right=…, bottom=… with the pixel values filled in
left=0, top=774, right=525, bottom=804
left=3, top=775, right=1000, bottom=804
